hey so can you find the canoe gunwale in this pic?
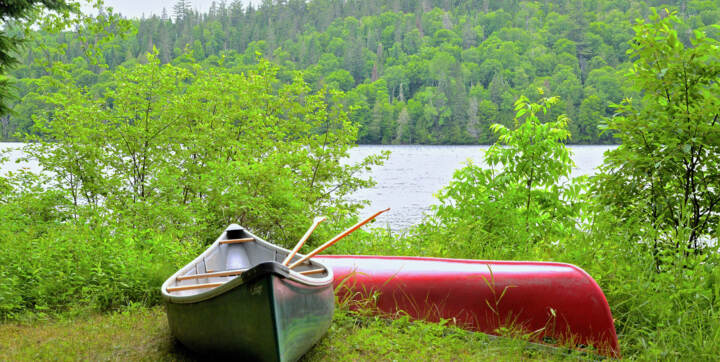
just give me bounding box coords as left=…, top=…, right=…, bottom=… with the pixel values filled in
left=161, top=224, right=333, bottom=305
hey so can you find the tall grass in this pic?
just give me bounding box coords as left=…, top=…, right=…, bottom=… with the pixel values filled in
left=0, top=209, right=201, bottom=320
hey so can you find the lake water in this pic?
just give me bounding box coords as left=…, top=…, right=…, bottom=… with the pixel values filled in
left=347, top=145, right=615, bottom=230
left=0, top=143, right=615, bottom=230
left=0, top=143, right=37, bottom=174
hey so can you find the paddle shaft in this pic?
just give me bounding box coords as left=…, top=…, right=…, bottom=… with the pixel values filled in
left=282, top=217, right=326, bottom=266
left=288, top=208, right=390, bottom=269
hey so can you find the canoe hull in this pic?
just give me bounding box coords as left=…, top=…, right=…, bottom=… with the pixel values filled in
left=166, top=265, right=334, bottom=361
left=316, top=255, right=619, bottom=358
left=162, top=225, right=335, bottom=362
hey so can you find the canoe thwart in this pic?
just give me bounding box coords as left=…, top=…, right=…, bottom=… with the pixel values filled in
left=167, top=282, right=225, bottom=292
left=299, top=268, right=326, bottom=276
left=220, top=238, right=254, bottom=244
left=176, top=269, right=247, bottom=281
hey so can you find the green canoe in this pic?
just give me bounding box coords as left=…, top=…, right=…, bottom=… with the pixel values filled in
left=161, top=224, right=334, bottom=361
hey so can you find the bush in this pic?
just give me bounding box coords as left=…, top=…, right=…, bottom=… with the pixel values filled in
left=0, top=208, right=201, bottom=319
left=22, top=53, right=385, bottom=247
left=1, top=51, right=387, bottom=318
left=424, top=94, right=581, bottom=259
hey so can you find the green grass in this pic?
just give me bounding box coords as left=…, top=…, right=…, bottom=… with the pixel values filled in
left=0, top=306, right=193, bottom=361
left=304, top=311, right=581, bottom=361
left=0, top=306, right=578, bottom=361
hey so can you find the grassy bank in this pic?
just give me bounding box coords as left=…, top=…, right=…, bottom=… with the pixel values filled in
left=0, top=306, right=186, bottom=361
left=0, top=306, right=572, bottom=361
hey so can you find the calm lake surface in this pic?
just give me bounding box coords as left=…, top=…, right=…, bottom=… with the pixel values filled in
left=347, top=145, right=616, bottom=230
left=0, top=143, right=615, bottom=230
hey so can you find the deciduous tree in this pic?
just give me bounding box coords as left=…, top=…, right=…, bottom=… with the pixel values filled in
left=593, top=10, right=720, bottom=267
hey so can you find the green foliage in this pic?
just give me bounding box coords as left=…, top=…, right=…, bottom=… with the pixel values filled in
left=592, top=9, right=720, bottom=268
left=544, top=214, right=720, bottom=359
left=0, top=207, right=200, bottom=318
left=1, top=39, right=385, bottom=318
left=306, top=308, right=567, bottom=360
left=0, top=305, right=569, bottom=360
left=3, top=4, right=720, bottom=361
left=350, top=12, right=720, bottom=359
left=21, top=52, right=384, bottom=246
left=0, top=0, right=76, bottom=115
left=9, top=0, right=717, bottom=144
left=0, top=307, right=184, bottom=360
left=428, top=93, right=579, bottom=258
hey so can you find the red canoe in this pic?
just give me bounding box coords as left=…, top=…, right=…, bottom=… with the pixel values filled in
left=315, top=255, right=619, bottom=358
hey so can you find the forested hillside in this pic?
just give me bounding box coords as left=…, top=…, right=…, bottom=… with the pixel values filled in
left=5, top=0, right=720, bottom=144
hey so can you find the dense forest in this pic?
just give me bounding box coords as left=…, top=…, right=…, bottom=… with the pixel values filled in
left=4, top=0, right=719, bottom=144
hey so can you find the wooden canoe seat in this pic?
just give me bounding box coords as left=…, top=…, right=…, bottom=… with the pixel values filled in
left=220, top=238, right=255, bottom=244
left=168, top=267, right=328, bottom=293
left=180, top=267, right=326, bottom=280
left=299, top=268, right=325, bottom=276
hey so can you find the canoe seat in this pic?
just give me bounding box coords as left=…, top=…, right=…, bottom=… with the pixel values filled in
left=220, top=238, right=254, bottom=244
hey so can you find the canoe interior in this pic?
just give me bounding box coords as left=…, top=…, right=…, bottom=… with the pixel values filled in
left=165, top=226, right=331, bottom=297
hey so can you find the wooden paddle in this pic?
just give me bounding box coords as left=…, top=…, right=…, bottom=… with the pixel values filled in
left=288, top=208, right=390, bottom=269
left=282, top=216, right=326, bottom=266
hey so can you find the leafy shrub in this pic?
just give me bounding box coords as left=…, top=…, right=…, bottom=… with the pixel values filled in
left=592, top=9, right=720, bottom=268
left=0, top=47, right=388, bottom=319
left=22, top=53, right=385, bottom=247
left=0, top=208, right=201, bottom=319
left=424, top=94, right=581, bottom=259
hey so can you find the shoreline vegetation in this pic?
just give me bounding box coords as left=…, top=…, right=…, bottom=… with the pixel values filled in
left=0, top=1, right=719, bottom=361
